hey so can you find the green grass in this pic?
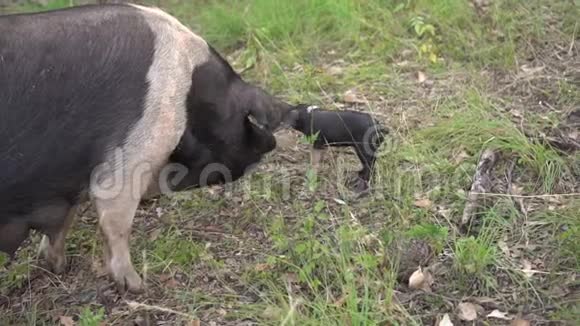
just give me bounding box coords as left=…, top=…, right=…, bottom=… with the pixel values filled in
left=4, top=0, right=74, bottom=13
left=454, top=236, right=497, bottom=283
left=248, top=205, right=408, bottom=325
left=405, top=223, right=448, bottom=254
left=147, top=226, right=207, bottom=272
left=186, top=0, right=577, bottom=68
left=78, top=306, right=105, bottom=326
left=411, top=90, right=568, bottom=193
left=536, top=202, right=580, bottom=271
left=196, top=0, right=370, bottom=51
left=150, top=0, right=578, bottom=103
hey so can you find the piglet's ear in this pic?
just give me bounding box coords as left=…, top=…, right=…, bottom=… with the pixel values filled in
left=280, top=103, right=313, bottom=129
left=247, top=112, right=277, bottom=154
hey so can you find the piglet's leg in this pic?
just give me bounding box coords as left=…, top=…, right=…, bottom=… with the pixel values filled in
left=351, top=145, right=378, bottom=193
left=354, top=145, right=376, bottom=181
left=38, top=205, right=78, bottom=274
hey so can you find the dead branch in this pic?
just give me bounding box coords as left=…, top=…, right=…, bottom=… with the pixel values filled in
left=461, top=149, right=499, bottom=226
left=125, top=300, right=198, bottom=320
left=505, top=160, right=526, bottom=215
left=469, top=192, right=580, bottom=199
left=522, top=109, right=580, bottom=153
left=544, top=135, right=580, bottom=153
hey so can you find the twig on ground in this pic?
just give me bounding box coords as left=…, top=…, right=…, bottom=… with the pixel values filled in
left=568, top=22, right=578, bottom=56
left=544, top=135, right=580, bottom=153
left=506, top=159, right=516, bottom=182
left=125, top=300, right=198, bottom=320
left=281, top=281, right=302, bottom=326
left=470, top=192, right=580, bottom=199
left=505, top=159, right=516, bottom=193
left=505, top=159, right=528, bottom=214
left=505, top=159, right=530, bottom=244
left=78, top=204, right=91, bottom=217
left=461, top=149, right=499, bottom=226
left=522, top=129, right=580, bottom=153
left=278, top=153, right=299, bottom=163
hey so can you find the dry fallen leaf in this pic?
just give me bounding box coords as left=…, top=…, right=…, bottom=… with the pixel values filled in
left=423, top=270, right=434, bottom=291
left=487, top=309, right=511, bottom=320
left=510, top=184, right=524, bottom=195
left=511, top=318, right=531, bottom=326
left=333, top=198, right=347, bottom=205
left=158, top=274, right=180, bottom=288
left=511, top=109, right=523, bottom=118
left=414, top=198, right=432, bottom=208
left=334, top=294, right=348, bottom=307
left=408, top=268, right=425, bottom=289
left=436, top=206, right=451, bottom=219
left=326, top=66, right=344, bottom=76
left=91, top=261, right=107, bottom=277
left=149, top=228, right=162, bottom=241
left=472, top=0, right=492, bottom=11
left=520, top=65, right=544, bottom=74
left=498, top=239, right=510, bottom=257
left=159, top=273, right=172, bottom=282
left=472, top=296, right=499, bottom=304
left=188, top=320, right=201, bottom=326
left=284, top=272, right=299, bottom=284
left=521, top=259, right=537, bottom=278
left=546, top=195, right=563, bottom=204
left=408, top=267, right=434, bottom=292
left=255, top=263, right=272, bottom=272
left=548, top=285, right=569, bottom=298
left=206, top=185, right=226, bottom=197
left=438, top=313, right=454, bottom=326
left=510, top=184, right=527, bottom=212
left=165, top=277, right=179, bottom=288
left=417, top=71, right=427, bottom=83
left=453, top=150, right=470, bottom=164
left=401, top=49, right=414, bottom=58
left=343, top=89, right=365, bottom=104
left=262, top=306, right=283, bottom=320
left=457, top=302, right=482, bottom=321
left=59, top=316, right=75, bottom=326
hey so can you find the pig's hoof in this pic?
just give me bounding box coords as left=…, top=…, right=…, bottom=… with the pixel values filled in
left=348, top=176, right=370, bottom=194
left=38, top=236, right=67, bottom=274
left=110, top=264, right=144, bottom=294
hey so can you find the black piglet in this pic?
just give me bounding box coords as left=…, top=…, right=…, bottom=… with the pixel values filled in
left=285, top=104, right=388, bottom=192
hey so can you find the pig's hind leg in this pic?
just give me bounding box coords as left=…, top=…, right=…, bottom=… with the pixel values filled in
left=36, top=204, right=78, bottom=274
left=0, top=222, right=30, bottom=259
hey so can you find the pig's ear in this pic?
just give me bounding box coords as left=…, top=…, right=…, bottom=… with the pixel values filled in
left=246, top=112, right=277, bottom=154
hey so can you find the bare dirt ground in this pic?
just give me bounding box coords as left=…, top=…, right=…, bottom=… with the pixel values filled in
left=3, top=51, right=578, bottom=326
